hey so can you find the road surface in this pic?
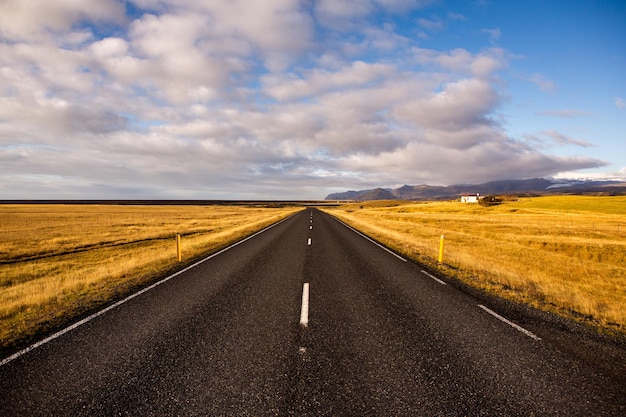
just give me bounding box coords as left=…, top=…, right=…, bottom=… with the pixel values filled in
left=1, top=208, right=625, bottom=416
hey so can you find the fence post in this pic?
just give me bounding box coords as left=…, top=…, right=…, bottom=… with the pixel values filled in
left=176, top=233, right=182, bottom=262
left=438, top=234, right=445, bottom=264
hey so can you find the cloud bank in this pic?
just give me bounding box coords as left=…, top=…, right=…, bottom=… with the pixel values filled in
left=0, top=0, right=607, bottom=199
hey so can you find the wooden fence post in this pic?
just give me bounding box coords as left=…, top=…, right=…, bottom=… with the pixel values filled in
left=176, top=233, right=182, bottom=262
left=438, top=235, right=445, bottom=264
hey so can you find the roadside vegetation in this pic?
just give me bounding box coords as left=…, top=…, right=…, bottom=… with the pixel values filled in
left=322, top=196, right=626, bottom=335
left=0, top=204, right=300, bottom=352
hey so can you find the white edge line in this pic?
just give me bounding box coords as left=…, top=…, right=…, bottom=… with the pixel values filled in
left=0, top=213, right=297, bottom=367
left=331, top=217, right=407, bottom=262
left=420, top=270, right=447, bottom=286
left=478, top=304, right=541, bottom=341
left=300, top=283, right=310, bottom=327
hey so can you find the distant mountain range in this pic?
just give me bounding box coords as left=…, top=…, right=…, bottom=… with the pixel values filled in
left=325, top=178, right=626, bottom=201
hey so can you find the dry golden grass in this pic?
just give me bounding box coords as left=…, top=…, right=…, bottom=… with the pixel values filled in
left=322, top=196, right=626, bottom=335
left=0, top=204, right=300, bottom=350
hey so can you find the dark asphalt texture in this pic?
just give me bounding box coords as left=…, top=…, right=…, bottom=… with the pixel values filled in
left=1, top=208, right=625, bottom=416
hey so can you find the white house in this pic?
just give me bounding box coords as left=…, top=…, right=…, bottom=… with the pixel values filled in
left=461, top=193, right=480, bottom=203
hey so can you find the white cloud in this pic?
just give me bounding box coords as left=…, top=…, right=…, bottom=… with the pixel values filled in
left=413, top=47, right=508, bottom=78
left=0, top=0, right=612, bottom=199
left=337, top=140, right=605, bottom=188
left=482, top=27, right=502, bottom=42
left=448, top=12, right=466, bottom=21
left=315, top=0, right=375, bottom=22
left=537, top=109, right=591, bottom=118
left=470, top=49, right=508, bottom=78
left=554, top=167, right=626, bottom=182
left=523, top=130, right=594, bottom=149
left=262, top=61, right=396, bottom=101
left=615, top=97, right=626, bottom=109
left=540, top=130, right=594, bottom=148
left=90, top=37, right=130, bottom=59
left=0, top=0, right=125, bottom=41
left=200, top=0, right=314, bottom=72
left=413, top=47, right=473, bottom=71
left=315, top=0, right=433, bottom=27
left=362, top=25, right=412, bottom=52
left=391, top=78, right=500, bottom=144
left=525, top=73, right=557, bottom=92
left=418, top=17, right=444, bottom=31
left=125, top=0, right=314, bottom=73
left=375, top=0, right=435, bottom=11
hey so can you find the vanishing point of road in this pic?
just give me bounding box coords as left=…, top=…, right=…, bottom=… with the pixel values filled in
left=1, top=208, right=625, bottom=416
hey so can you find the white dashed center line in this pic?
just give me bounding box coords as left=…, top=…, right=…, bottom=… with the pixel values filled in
left=300, top=283, right=310, bottom=327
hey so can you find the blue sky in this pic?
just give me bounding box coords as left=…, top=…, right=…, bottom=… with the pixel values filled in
left=1, top=0, right=624, bottom=199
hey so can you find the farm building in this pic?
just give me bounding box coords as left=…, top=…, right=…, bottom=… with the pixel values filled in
left=461, top=193, right=480, bottom=203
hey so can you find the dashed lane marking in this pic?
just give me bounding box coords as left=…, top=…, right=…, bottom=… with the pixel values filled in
left=300, top=283, right=310, bottom=328
left=478, top=304, right=541, bottom=341
left=421, top=270, right=447, bottom=285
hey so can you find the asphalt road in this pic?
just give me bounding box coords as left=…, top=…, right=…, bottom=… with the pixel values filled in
left=1, top=208, right=625, bottom=416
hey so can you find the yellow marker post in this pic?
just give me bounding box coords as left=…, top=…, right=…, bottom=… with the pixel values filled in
left=438, top=234, right=445, bottom=264
left=176, top=233, right=182, bottom=262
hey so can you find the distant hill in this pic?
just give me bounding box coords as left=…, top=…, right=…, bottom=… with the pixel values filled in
left=357, top=188, right=396, bottom=200
left=325, top=178, right=625, bottom=201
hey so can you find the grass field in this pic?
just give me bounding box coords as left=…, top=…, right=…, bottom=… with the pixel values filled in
left=0, top=204, right=300, bottom=351
left=322, top=196, right=626, bottom=335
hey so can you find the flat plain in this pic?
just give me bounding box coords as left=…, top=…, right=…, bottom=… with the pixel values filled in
left=0, top=204, right=299, bottom=352
left=322, top=196, right=626, bottom=335
left=4, top=208, right=626, bottom=416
